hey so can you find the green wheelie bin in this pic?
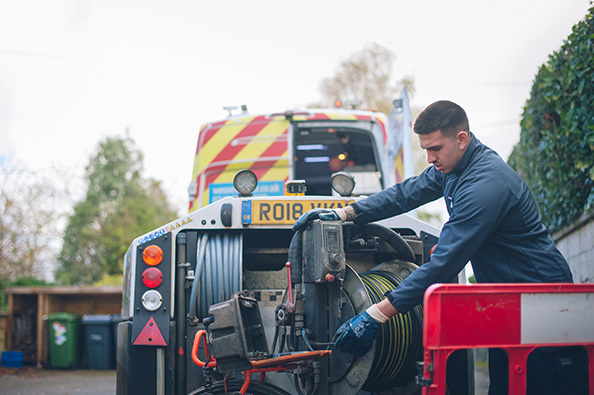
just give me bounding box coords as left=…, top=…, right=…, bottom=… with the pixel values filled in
left=47, top=312, right=80, bottom=368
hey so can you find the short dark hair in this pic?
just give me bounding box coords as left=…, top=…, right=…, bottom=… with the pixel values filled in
left=413, top=100, right=469, bottom=137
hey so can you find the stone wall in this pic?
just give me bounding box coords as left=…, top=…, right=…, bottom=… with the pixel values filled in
left=553, top=212, right=594, bottom=283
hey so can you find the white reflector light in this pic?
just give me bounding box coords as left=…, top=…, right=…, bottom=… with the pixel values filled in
left=142, top=290, right=163, bottom=311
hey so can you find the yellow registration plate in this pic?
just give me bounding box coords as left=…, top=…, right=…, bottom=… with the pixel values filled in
left=242, top=200, right=355, bottom=225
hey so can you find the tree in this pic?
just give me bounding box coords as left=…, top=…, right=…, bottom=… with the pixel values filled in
left=0, top=167, right=64, bottom=280
left=55, top=135, right=177, bottom=285
left=0, top=165, right=65, bottom=308
left=316, top=43, right=444, bottom=227
left=508, top=7, right=594, bottom=233
left=317, top=42, right=415, bottom=114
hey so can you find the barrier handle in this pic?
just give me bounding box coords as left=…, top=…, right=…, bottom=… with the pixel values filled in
left=191, top=330, right=216, bottom=368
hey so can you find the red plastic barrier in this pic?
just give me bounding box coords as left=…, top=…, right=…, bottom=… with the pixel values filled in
left=420, top=283, right=594, bottom=395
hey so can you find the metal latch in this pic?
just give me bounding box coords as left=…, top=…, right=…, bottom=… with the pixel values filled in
left=415, top=361, right=433, bottom=386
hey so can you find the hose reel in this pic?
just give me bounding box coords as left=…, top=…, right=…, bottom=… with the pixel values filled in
left=189, top=231, right=243, bottom=321
left=189, top=222, right=425, bottom=394
left=323, top=262, right=423, bottom=394
left=360, top=267, right=423, bottom=391
left=344, top=222, right=423, bottom=392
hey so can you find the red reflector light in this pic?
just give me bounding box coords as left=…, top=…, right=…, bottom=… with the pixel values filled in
left=143, top=245, right=163, bottom=266
left=142, top=267, right=163, bottom=288
left=133, top=317, right=167, bottom=346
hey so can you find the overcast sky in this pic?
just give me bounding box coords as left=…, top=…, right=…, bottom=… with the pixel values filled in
left=1, top=1, right=591, bottom=212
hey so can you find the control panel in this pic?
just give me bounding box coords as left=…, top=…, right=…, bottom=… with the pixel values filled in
left=302, top=220, right=346, bottom=283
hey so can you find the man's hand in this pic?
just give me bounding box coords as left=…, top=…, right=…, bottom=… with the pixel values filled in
left=292, top=208, right=346, bottom=232
left=334, top=311, right=380, bottom=356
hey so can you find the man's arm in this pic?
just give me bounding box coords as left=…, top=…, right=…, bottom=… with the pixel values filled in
left=336, top=172, right=513, bottom=356
left=385, top=173, right=512, bottom=314
left=350, top=166, right=444, bottom=225
left=376, top=298, right=398, bottom=317
left=343, top=205, right=356, bottom=221
left=293, top=166, right=442, bottom=232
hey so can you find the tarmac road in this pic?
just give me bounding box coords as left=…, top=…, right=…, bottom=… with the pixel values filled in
left=0, top=367, right=115, bottom=395
left=0, top=365, right=489, bottom=394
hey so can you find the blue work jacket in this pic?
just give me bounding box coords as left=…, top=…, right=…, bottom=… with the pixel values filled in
left=351, top=134, right=573, bottom=314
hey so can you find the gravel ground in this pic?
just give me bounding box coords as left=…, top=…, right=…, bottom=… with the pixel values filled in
left=0, top=367, right=115, bottom=395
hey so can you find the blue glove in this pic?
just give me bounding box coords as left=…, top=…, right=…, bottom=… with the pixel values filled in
left=292, top=208, right=341, bottom=232
left=334, top=311, right=380, bottom=356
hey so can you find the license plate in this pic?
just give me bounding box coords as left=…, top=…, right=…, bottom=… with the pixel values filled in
left=242, top=200, right=355, bottom=225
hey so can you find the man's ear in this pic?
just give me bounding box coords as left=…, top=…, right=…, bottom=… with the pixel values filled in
left=456, top=131, right=470, bottom=151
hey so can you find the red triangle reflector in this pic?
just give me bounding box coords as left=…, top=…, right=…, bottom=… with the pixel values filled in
left=133, top=317, right=167, bottom=346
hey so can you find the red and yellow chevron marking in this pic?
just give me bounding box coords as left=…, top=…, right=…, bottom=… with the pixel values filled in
left=188, top=110, right=388, bottom=211
left=190, top=115, right=290, bottom=210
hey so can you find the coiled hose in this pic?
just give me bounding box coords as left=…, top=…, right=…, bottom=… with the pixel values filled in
left=190, top=232, right=243, bottom=320
left=360, top=270, right=424, bottom=392
left=358, top=223, right=415, bottom=262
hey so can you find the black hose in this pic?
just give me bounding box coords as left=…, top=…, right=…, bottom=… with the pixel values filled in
left=359, top=223, right=416, bottom=262
left=288, top=230, right=303, bottom=284
left=278, top=330, right=286, bottom=353
left=360, top=270, right=424, bottom=392
left=188, top=379, right=291, bottom=395
left=271, top=324, right=280, bottom=354
left=293, top=374, right=306, bottom=395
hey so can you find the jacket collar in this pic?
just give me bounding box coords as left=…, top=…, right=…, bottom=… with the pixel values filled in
left=450, top=132, right=480, bottom=176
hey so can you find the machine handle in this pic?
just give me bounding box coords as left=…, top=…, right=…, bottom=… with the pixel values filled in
left=191, top=330, right=216, bottom=368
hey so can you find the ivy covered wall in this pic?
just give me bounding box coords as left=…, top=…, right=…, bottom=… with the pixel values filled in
left=509, top=7, right=594, bottom=233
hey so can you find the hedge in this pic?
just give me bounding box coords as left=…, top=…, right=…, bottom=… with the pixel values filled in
left=508, top=7, right=594, bottom=233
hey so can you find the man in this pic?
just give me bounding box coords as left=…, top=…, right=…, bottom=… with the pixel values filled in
left=293, top=100, right=575, bottom=394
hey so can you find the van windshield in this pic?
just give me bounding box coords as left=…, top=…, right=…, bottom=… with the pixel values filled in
left=294, top=127, right=381, bottom=196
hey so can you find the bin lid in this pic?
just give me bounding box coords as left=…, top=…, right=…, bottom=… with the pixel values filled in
left=47, top=312, right=81, bottom=322
left=81, top=314, right=113, bottom=324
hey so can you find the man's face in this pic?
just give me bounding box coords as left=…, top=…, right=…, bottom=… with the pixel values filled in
left=418, top=130, right=468, bottom=174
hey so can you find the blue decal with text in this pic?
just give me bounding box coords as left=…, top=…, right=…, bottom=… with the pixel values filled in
left=210, top=181, right=284, bottom=203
